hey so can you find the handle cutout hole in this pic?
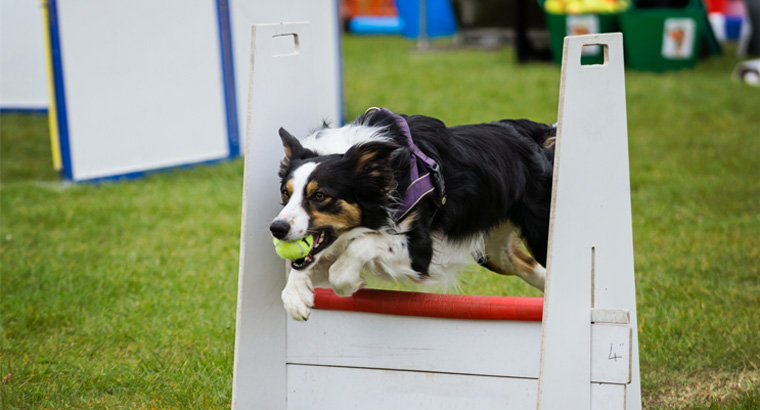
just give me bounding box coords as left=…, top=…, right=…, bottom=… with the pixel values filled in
left=271, top=33, right=300, bottom=57
left=581, top=44, right=609, bottom=66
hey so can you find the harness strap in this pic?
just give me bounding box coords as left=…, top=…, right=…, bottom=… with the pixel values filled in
left=372, top=108, right=446, bottom=221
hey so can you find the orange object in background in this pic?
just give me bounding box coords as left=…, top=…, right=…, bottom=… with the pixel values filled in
left=346, top=0, right=398, bottom=17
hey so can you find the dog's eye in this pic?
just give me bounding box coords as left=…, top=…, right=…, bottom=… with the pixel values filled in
left=313, top=192, right=326, bottom=202
left=281, top=190, right=290, bottom=202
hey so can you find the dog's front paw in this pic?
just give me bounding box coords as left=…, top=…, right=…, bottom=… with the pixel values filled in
left=281, top=281, right=314, bottom=321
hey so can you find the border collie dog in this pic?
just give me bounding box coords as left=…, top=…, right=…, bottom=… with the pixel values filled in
left=270, top=108, right=556, bottom=321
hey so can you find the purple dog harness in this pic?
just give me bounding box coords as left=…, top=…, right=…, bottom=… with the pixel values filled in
left=371, top=108, right=446, bottom=222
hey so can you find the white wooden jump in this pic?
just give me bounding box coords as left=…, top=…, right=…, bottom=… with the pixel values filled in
left=232, top=24, right=641, bottom=410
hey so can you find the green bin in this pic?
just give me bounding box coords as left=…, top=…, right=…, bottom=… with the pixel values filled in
left=545, top=12, right=621, bottom=65
left=620, top=8, right=704, bottom=72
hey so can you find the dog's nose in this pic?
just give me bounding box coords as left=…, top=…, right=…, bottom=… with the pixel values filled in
left=269, top=220, right=291, bottom=239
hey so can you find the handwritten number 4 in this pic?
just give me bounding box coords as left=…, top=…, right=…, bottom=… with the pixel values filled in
left=608, top=344, right=623, bottom=361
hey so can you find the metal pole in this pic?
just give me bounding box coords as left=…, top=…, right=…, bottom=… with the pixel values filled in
left=418, top=0, right=429, bottom=50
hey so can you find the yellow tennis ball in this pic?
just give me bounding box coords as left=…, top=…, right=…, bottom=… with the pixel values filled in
left=272, top=235, right=314, bottom=260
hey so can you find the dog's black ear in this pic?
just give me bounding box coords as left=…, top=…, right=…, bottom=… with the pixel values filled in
left=279, top=127, right=315, bottom=160
left=344, top=142, right=399, bottom=201
left=344, top=141, right=400, bottom=173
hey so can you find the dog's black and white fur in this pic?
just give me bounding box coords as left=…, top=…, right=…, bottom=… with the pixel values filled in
left=270, top=109, right=556, bottom=321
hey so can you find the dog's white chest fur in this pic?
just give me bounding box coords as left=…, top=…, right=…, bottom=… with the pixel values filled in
left=331, top=228, right=479, bottom=290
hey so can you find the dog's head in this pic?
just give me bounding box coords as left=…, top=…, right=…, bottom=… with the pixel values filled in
left=270, top=127, right=398, bottom=270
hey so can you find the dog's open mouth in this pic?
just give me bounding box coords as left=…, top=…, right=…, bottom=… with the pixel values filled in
left=291, top=229, right=336, bottom=270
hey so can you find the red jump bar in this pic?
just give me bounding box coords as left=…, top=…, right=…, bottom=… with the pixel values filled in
left=313, top=288, right=544, bottom=321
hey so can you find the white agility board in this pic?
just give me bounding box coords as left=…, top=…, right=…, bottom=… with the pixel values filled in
left=232, top=22, right=320, bottom=410
left=287, top=365, right=540, bottom=410
left=287, top=366, right=624, bottom=410
left=227, top=0, right=342, bottom=147
left=233, top=32, right=641, bottom=410
left=0, top=0, right=48, bottom=110
left=288, top=311, right=543, bottom=378
left=538, top=33, right=641, bottom=410
left=48, top=0, right=234, bottom=181
left=288, top=310, right=630, bottom=385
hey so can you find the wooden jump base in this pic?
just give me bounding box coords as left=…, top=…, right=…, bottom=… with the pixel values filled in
left=232, top=23, right=642, bottom=410
left=285, top=289, right=632, bottom=409
left=313, top=288, right=544, bottom=321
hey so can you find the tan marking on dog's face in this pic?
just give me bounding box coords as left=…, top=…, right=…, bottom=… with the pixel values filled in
left=310, top=200, right=362, bottom=232
left=282, top=180, right=294, bottom=203
left=304, top=180, right=362, bottom=233
left=305, top=180, right=320, bottom=199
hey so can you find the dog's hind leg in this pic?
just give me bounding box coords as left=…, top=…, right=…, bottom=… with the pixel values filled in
left=481, top=223, right=546, bottom=291
left=505, top=239, right=546, bottom=291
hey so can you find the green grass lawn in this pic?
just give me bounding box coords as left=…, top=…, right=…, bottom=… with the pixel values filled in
left=2, top=36, right=759, bottom=409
